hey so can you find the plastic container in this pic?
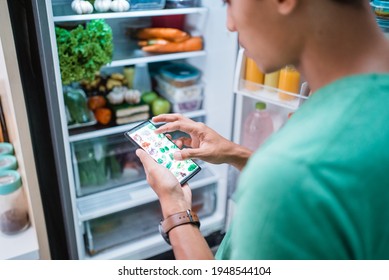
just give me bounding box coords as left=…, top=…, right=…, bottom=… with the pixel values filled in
left=130, top=0, right=166, bottom=11
left=158, top=86, right=203, bottom=113
left=159, top=63, right=201, bottom=87
left=241, top=102, right=274, bottom=151
left=133, top=63, right=152, bottom=94
left=264, top=70, right=280, bottom=89
left=155, top=75, right=203, bottom=100
left=84, top=183, right=215, bottom=255
left=371, top=0, right=389, bottom=19
left=0, top=155, right=18, bottom=171
left=377, top=18, right=389, bottom=33
left=278, top=65, right=301, bottom=101
left=245, top=57, right=264, bottom=90
left=168, top=95, right=203, bottom=113
left=72, top=134, right=145, bottom=197
left=165, top=0, right=199, bottom=8
left=0, top=170, right=30, bottom=235
left=0, top=142, right=14, bottom=156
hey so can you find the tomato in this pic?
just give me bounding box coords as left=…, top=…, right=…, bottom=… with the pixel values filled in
left=94, top=108, right=112, bottom=125
left=88, top=95, right=107, bottom=110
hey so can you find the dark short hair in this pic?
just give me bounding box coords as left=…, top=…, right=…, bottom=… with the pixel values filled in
left=332, top=0, right=365, bottom=6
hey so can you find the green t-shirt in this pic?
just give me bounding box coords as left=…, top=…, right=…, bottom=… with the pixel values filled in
left=216, top=74, right=389, bottom=259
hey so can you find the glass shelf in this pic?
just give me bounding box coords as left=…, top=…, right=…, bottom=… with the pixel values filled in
left=52, top=6, right=207, bottom=22
left=107, top=38, right=206, bottom=67
left=68, top=109, right=206, bottom=142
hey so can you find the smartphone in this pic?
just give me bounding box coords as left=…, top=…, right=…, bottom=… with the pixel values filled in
left=124, top=120, right=201, bottom=185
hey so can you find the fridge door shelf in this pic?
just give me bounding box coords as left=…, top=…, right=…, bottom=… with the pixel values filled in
left=234, top=48, right=309, bottom=111
left=76, top=166, right=217, bottom=221
left=236, top=79, right=309, bottom=111
left=83, top=183, right=217, bottom=256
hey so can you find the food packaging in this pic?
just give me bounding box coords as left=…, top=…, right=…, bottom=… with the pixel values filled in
left=159, top=63, right=201, bottom=87
left=371, top=0, right=389, bottom=19
left=165, top=0, right=199, bottom=8
left=130, top=0, right=166, bottom=10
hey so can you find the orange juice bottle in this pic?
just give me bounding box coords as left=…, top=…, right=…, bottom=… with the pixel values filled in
left=245, top=57, right=264, bottom=90
left=264, top=70, right=280, bottom=89
left=278, top=65, right=300, bottom=100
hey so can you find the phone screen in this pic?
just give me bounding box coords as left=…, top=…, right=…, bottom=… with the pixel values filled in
left=124, top=120, right=201, bottom=185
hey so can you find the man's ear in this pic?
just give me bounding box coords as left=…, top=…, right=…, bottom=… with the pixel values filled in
left=274, top=0, right=299, bottom=15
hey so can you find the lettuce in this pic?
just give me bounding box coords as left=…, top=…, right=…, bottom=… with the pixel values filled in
left=56, top=19, right=113, bottom=85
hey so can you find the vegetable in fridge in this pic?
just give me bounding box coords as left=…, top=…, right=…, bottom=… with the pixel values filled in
left=64, top=88, right=91, bottom=123
left=55, top=19, right=113, bottom=85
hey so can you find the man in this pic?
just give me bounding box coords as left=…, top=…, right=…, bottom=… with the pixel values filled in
left=137, top=0, right=389, bottom=259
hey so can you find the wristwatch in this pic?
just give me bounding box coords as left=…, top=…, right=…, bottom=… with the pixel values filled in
left=159, top=209, right=200, bottom=245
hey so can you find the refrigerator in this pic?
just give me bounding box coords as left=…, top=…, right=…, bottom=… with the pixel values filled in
left=8, top=0, right=386, bottom=260
left=0, top=0, right=50, bottom=260
left=6, top=0, right=239, bottom=260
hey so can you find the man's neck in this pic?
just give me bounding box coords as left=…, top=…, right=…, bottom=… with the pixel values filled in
left=297, top=6, right=389, bottom=92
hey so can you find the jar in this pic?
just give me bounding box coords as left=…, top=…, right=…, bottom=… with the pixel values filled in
left=0, top=155, right=18, bottom=171
left=0, top=142, right=14, bottom=156
left=371, top=0, right=389, bottom=19
left=245, top=57, right=264, bottom=90
left=0, top=170, right=30, bottom=235
left=278, top=65, right=301, bottom=101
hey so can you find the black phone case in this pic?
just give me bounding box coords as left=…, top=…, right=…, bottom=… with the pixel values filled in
left=124, top=120, right=201, bottom=185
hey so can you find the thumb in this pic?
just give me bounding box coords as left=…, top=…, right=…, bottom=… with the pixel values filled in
left=174, top=148, right=201, bottom=161
left=136, top=149, right=158, bottom=170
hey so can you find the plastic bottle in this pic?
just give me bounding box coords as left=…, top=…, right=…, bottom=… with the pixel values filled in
left=133, top=63, right=152, bottom=94
left=241, top=102, right=274, bottom=151
left=278, top=65, right=301, bottom=101
left=264, top=70, right=280, bottom=89
left=244, top=57, right=264, bottom=90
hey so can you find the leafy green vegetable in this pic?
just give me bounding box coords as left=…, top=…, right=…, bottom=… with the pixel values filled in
left=56, top=19, right=113, bottom=85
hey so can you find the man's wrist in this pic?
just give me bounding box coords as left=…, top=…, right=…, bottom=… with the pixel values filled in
left=224, top=142, right=252, bottom=170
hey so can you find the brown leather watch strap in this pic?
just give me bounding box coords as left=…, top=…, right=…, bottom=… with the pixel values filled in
left=161, top=209, right=200, bottom=234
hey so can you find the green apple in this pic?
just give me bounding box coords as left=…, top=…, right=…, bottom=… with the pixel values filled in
left=152, top=97, right=171, bottom=116
left=141, top=91, right=158, bottom=105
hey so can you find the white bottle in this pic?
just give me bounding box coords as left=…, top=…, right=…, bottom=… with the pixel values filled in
left=133, top=63, right=151, bottom=94
left=241, top=102, right=274, bottom=151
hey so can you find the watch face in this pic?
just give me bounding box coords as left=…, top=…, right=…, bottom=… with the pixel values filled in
left=159, top=221, right=170, bottom=245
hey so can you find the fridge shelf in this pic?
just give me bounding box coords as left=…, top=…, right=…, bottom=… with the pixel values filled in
left=52, top=6, right=208, bottom=22
left=236, top=79, right=309, bottom=111
left=76, top=167, right=218, bottom=221
left=108, top=49, right=206, bottom=68
left=68, top=109, right=206, bottom=142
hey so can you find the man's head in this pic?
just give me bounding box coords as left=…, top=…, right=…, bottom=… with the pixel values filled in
left=225, top=0, right=372, bottom=74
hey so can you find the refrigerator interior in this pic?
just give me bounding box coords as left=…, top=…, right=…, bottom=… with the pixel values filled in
left=18, top=0, right=238, bottom=259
